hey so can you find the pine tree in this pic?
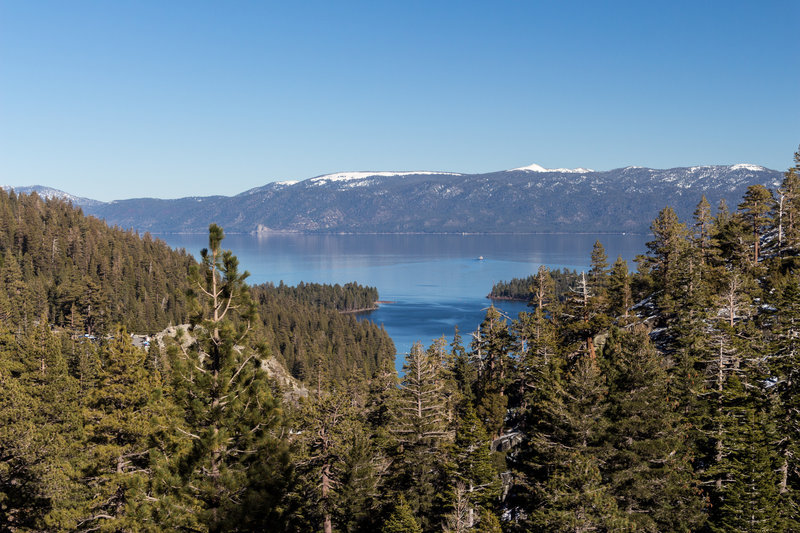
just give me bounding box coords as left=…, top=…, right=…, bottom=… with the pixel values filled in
left=391, top=341, right=451, bottom=529
left=512, top=298, right=561, bottom=447
left=167, top=224, right=288, bottom=532
left=290, top=388, right=384, bottom=533
left=589, top=240, right=609, bottom=289
left=530, top=452, right=632, bottom=532
left=0, top=340, right=47, bottom=530
left=694, top=195, right=715, bottom=266
left=449, top=403, right=501, bottom=524
left=510, top=306, right=563, bottom=523
left=0, top=324, right=86, bottom=530
left=607, top=256, right=632, bottom=322
left=521, top=353, right=630, bottom=531
left=641, top=206, right=691, bottom=317
left=1, top=250, right=28, bottom=329
left=706, top=375, right=784, bottom=532
left=77, top=328, right=172, bottom=531
left=738, top=184, right=775, bottom=265
left=637, top=205, right=718, bottom=459
left=776, top=147, right=800, bottom=252
left=382, top=495, right=422, bottom=533
left=767, top=277, right=800, bottom=525
left=695, top=267, right=787, bottom=531
left=80, top=279, right=111, bottom=336
left=471, top=306, right=513, bottom=437
left=588, top=242, right=612, bottom=325
left=442, top=482, right=474, bottom=533
left=429, top=335, right=460, bottom=428
left=601, top=327, right=706, bottom=531
left=474, top=508, right=503, bottom=532
left=366, top=359, right=399, bottom=439
left=530, top=264, right=556, bottom=311
left=450, top=326, right=476, bottom=406
left=334, top=414, right=386, bottom=533
left=561, top=270, right=610, bottom=362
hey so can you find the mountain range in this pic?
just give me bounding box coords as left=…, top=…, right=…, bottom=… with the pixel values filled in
left=5, top=163, right=783, bottom=234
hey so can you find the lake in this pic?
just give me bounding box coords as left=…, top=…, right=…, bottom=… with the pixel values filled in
left=156, top=233, right=650, bottom=371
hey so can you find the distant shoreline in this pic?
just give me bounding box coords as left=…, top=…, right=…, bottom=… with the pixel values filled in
left=151, top=230, right=649, bottom=237
left=487, top=295, right=529, bottom=302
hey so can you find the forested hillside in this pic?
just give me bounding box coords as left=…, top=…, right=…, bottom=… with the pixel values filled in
left=2, top=148, right=800, bottom=532
left=0, top=189, right=392, bottom=381
left=0, top=188, right=195, bottom=334
left=252, top=282, right=394, bottom=384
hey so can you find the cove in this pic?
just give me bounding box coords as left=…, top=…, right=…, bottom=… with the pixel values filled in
left=156, top=233, right=650, bottom=372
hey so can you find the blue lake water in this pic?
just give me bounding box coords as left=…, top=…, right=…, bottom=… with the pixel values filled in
left=157, top=233, right=650, bottom=371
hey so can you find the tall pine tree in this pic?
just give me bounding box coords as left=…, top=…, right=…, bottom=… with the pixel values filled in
left=167, top=225, right=289, bottom=532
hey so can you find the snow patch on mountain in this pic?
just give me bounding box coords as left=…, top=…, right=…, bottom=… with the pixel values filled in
left=731, top=163, right=766, bottom=171
left=510, top=163, right=594, bottom=173
left=310, top=171, right=461, bottom=185
left=640, top=165, right=779, bottom=193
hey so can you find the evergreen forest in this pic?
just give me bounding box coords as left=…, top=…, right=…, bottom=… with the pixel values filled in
left=488, top=268, right=581, bottom=302
left=1, top=147, right=800, bottom=532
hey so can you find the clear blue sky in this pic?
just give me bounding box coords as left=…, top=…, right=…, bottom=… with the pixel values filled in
left=1, top=1, right=798, bottom=201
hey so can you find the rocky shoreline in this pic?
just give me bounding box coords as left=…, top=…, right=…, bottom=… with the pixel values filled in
left=339, top=300, right=396, bottom=314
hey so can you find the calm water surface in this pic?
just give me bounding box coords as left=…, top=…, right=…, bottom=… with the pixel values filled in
left=157, top=233, right=649, bottom=371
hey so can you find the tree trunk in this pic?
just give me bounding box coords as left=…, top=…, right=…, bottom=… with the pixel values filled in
left=780, top=457, right=788, bottom=494
left=322, top=463, right=332, bottom=533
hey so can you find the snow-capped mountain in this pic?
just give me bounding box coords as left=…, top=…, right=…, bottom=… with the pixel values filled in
left=0, top=185, right=103, bottom=207
left=15, top=164, right=784, bottom=234
left=310, top=171, right=462, bottom=184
